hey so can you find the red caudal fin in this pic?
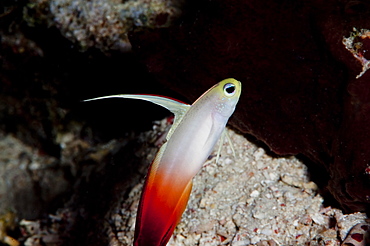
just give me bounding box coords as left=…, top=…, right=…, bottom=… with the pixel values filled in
left=134, top=160, right=193, bottom=246
left=159, top=181, right=193, bottom=245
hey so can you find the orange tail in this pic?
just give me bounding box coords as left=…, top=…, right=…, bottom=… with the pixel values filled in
left=134, top=168, right=193, bottom=246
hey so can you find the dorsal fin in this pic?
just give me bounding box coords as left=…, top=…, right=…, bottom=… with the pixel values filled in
left=84, top=94, right=191, bottom=139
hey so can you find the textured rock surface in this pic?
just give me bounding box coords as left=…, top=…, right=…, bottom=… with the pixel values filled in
left=0, top=133, right=67, bottom=220
left=24, top=0, right=183, bottom=51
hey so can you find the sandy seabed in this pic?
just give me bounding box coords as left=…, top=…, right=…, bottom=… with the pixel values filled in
left=108, top=119, right=368, bottom=246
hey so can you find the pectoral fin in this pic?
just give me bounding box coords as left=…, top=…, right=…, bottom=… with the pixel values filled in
left=216, top=129, right=236, bottom=164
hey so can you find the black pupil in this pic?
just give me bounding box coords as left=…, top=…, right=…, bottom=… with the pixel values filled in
left=225, top=84, right=235, bottom=94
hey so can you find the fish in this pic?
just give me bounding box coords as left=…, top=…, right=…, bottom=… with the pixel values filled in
left=84, top=78, right=241, bottom=245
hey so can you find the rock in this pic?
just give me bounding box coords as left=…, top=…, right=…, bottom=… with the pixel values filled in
left=24, top=0, right=184, bottom=51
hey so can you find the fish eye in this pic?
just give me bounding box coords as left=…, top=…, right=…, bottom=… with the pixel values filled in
left=223, top=83, right=236, bottom=96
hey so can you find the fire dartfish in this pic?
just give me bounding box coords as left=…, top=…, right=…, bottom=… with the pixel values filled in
left=85, top=78, right=241, bottom=246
